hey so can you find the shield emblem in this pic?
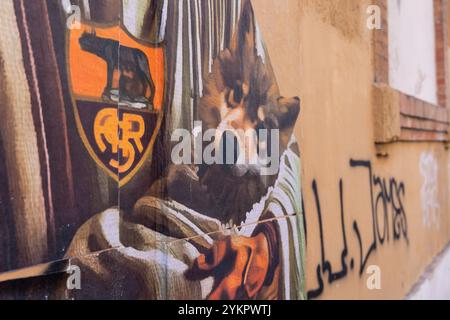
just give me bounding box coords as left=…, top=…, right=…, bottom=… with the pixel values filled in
left=67, top=23, right=164, bottom=186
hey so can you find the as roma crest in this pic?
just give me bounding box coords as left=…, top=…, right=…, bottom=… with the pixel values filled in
left=67, top=23, right=164, bottom=186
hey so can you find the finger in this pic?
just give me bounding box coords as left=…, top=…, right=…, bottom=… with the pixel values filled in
left=207, top=246, right=249, bottom=300
left=207, top=274, right=241, bottom=300
left=185, top=239, right=230, bottom=280
left=196, top=239, right=229, bottom=272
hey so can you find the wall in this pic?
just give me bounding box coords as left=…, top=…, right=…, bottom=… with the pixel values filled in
left=407, top=243, right=450, bottom=299
left=253, top=0, right=450, bottom=299
left=0, top=0, right=306, bottom=300
left=0, top=0, right=448, bottom=300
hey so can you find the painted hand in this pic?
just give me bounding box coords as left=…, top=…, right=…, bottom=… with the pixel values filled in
left=186, top=233, right=270, bottom=300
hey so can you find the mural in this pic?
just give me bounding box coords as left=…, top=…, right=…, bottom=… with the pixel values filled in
left=68, top=23, right=165, bottom=185
left=0, top=0, right=305, bottom=300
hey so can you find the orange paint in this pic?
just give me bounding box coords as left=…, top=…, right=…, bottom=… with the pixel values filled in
left=69, top=23, right=164, bottom=110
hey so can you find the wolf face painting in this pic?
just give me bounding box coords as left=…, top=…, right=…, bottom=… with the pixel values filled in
left=195, top=0, right=300, bottom=225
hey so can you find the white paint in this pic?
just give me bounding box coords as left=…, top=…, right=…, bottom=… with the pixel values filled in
left=65, top=5, right=81, bottom=30
left=419, top=152, right=440, bottom=228
left=60, top=0, right=72, bottom=14
left=407, top=244, right=450, bottom=300
left=122, top=0, right=167, bottom=43
left=388, top=0, right=437, bottom=104
left=81, top=0, right=91, bottom=20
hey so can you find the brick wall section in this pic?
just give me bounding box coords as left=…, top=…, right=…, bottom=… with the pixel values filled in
left=435, top=0, right=448, bottom=108
left=400, top=93, right=449, bottom=142
left=400, top=95, right=449, bottom=121
left=374, top=0, right=449, bottom=143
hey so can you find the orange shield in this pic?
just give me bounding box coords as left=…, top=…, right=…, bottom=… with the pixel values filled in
left=67, top=23, right=164, bottom=186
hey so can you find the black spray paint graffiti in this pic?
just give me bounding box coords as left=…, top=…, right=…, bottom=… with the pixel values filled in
left=307, top=159, right=408, bottom=299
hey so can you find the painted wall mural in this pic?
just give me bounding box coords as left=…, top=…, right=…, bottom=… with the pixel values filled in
left=0, top=0, right=305, bottom=300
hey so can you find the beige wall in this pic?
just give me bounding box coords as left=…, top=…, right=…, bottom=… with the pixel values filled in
left=254, top=0, right=450, bottom=299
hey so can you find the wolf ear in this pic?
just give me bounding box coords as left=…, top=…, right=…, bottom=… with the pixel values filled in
left=232, top=0, right=257, bottom=58
left=276, top=97, right=301, bottom=131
